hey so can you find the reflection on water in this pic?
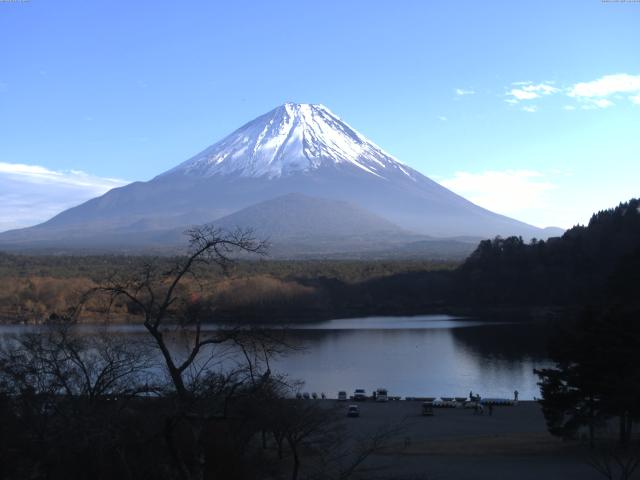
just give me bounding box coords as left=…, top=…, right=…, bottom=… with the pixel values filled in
left=288, top=315, right=501, bottom=330
left=272, top=318, right=551, bottom=400
left=0, top=316, right=552, bottom=400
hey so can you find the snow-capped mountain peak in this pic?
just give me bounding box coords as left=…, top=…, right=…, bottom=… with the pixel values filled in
left=0, top=102, right=556, bottom=247
left=165, top=103, right=416, bottom=180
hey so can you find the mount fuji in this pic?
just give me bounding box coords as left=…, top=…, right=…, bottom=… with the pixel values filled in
left=0, top=103, right=561, bottom=253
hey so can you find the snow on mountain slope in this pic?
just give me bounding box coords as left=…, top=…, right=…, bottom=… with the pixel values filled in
left=164, top=103, right=417, bottom=180
left=0, top=102, right=563, bottom=250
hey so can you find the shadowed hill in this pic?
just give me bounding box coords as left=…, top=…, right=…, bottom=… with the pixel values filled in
left=453, top=198, right=640, bottom=307
left=211, top=193, right=406, bottom=239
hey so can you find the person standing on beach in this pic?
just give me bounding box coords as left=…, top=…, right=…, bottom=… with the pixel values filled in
left=514, top=390, right=519, bottom=402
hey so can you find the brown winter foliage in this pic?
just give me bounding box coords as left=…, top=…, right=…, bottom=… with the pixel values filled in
left=0, top=255, right=457, bottom=324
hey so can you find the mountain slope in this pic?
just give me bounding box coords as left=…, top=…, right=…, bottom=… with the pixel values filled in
left=0, top=103, right=560, bottom=249
left=211, top=193, right=405, bottom=239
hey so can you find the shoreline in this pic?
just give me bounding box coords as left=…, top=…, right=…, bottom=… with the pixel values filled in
left=0, top=304, right=571, bottom=326
left=328, top=400, right=605, bottom=479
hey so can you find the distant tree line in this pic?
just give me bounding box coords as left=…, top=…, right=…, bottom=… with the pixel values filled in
left=2, top=198, right=639, bottom=324
left=0, top=254, right=457, bottom=324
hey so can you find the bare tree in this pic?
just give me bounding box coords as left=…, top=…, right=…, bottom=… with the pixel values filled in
left=258, top=392, right=405, bottom=480
left=1, top=226, right=409, bottom=480
left=1, top=326, right=152, bottom=400
left=100, top=226, right=267, bottom=400
left=0, top=319, right=156, bottom=479
left=587, top=443, right=640, bottom=480
left=97, top=226, right=280, bottom=480
left=309, top=420, right=407, bottom=480
left=278, top=399, right=335, bottom=480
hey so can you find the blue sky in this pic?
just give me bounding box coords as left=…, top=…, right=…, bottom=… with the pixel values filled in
left=1, top=0, right=639, bottom=231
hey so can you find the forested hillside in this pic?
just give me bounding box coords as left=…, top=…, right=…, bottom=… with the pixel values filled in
left=455, top=198, right=640, bottom=308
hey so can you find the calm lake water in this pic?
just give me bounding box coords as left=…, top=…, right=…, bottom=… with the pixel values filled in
left=0, top=315, right=553, bottom=400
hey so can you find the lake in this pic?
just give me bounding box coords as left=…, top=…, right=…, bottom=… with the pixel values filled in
left=0, top=315, right=553, bottom=400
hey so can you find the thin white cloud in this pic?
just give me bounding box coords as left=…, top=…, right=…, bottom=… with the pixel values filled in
left=579, top=98, right=615, bottom=110
left=566, top=73, right=640, bottom=108
left=506, top=82, right=559, bottom=103
left=568, top=73, right=640, bottom=98
left=0, top=162, right=128, bottom=232
left=593, top=98, right=614, bottom=108
left=504, top=74, right=640, bottom=110
left=437, top=115, right=448, bottom=121
left=0, top=162, right=126, bottom=189
left=440, top=170, right=556, bottom=225
left=522, top=105, right=538, bottom=113
left=510, top=90, right=539, bottom=101
left=455, top=88, right=475, bottom=96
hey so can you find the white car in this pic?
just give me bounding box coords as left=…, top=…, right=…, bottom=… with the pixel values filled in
left=337, top=391, right=348, bottom=401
